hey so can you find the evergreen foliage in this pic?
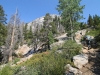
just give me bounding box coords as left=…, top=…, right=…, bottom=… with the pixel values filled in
left=86, top=14, right=100, bottom=48
left=48, top=31, right=54, bottom=45
left=0, top=5, right=7, bottom=23
left=0, top=40, right=82, bottom=75
left=0, top=5, right=7, bottom=46
left=0, top=23, right=7, bottom=46
left=57, top=0, right=85, bottom=40
left=87, top=14, right=93, bottom=27
left=87, top=14, right=100, bottom=29
left=40, top=13, right=53, bottom=49
left=23, top=23, right=28, bottom=40
left=23, top=23, right=33, bottom=45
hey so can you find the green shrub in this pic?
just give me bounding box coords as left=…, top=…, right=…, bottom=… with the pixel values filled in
left=86, top=30, right=100, bottom=37
left=62, top=40, right=82, bottom=59
left=0, top=65, right=13, bottom=75
left=13, top=65, right=38, bottom=75
left=35, top=53, right=66, bottom=75
left=13, top=58, right=20, bottom=64
left=12, top=51, right=66, bottom=75
left=4, top=40, right=82, bottom=75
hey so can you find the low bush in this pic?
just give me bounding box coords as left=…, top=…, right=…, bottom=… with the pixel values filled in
left=0, top=65, right=13, bottom=75
left=86, top=29, right=100, bottom=37
left=62, top=40, right=82, bottom=59
left=0, top=40, right=81, bottom=75
left=13, top=58, right=20, bottom=64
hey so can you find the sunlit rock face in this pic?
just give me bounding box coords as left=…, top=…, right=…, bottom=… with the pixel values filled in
left=27, top=14, right=60, bottom=32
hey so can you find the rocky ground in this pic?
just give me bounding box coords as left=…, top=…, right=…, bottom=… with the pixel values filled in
left=75, top=29, right=100, bottom=75
left=13, top=29, right=100, bottom=75
left=12, top=33, right=68, bottom=66
left=1, top=29, right=100, bottom=75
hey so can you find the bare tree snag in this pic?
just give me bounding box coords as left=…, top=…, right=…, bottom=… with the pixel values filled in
left=8, top=9, right=17, bottom=62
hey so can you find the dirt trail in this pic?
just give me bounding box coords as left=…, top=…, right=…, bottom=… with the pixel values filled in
left=75, top=29, right=100, bottom=75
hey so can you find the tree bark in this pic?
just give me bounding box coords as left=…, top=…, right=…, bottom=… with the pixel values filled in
left=70, top=17, right=74, bottom=40
left=8, top=11, right=16, bottom=62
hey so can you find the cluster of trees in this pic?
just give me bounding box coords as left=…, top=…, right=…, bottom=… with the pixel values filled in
left=86, top=14, right=100, bottom=47
left=0, top=11, right=65, bottom=63
left=0, top=9, right=25, bottom=63
left=79, top=14, right=100, bottom=30
left=1, top=0, right=100, bottom=74
left=22, top=13, right=64, bottom=51
left=0, top=0, right=85, bottom=63
left=0, top=5, right=7, bottom=62
left=1, top=0, right=100, bottom=65
left=87, top=14, right=100, bottom=29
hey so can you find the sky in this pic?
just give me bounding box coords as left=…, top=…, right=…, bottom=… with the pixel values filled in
left=0, top=0, right=100, bottom=23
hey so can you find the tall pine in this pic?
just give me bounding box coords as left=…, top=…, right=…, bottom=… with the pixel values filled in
left=0, top=5, right=7, bottom=46
left=87, top=14, right=93, bottom=27
left=57, top=0, right=85, bottom=40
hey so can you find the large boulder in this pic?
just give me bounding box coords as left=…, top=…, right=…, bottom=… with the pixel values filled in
left=73, top=54, right=88, bottom=69
left=15, top=45, right=31, bottom=57
left=75, top=29, right=87, bottom=44
left=64, top=64, right=82, bottom=75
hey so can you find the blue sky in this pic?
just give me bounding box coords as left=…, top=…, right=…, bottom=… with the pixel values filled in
left=0, top=0, right=100, bottom=23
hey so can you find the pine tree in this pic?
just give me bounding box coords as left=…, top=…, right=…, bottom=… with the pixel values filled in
left=23, top=23, right=28, bottom=40
left=0, top=23, right=7, bottom=46
left=49, top=22, right=57, bottom=35
left=57, top=0, right=85, bottom=40
left=48, top=31, right=54, bottom=45
left=0, top=5, right=7, bottom=46
left=28, top=26, right=33, bottom=39
left=93, top=15, right=100, bottom=28
left=87, top=14, right=93, bottom=27
left=41, top=13, right=53, bottom=50
left=53, top=16, right=60, bottom=34
left=0, top=5, right=7, bottom=23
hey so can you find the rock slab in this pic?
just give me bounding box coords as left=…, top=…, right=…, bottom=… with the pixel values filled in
left=73, top=54, right=88, bottom=69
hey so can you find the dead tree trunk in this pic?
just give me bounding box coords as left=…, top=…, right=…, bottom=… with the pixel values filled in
left=8, top=11, right=16, bottom=62
left=8, top=26, right=15, bottom=61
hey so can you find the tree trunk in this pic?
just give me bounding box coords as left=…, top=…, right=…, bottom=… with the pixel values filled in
left=8, top=11, right=16, bottom=62
left=8, top=24, right=15, bottom=62
left=70, top=17, right=74, bottom=40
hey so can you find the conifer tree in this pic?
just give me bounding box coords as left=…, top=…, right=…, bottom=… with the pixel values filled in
left=0, top=5, right=7, bottom=46
left=87, top=14, right=93, bottom=27
left=41, top=13, right=53, bottom=50
left=57, top=0, right=85, bottom=40
left=24, top=23, right=28, bottom=40
left=93, top=15, right=100, bottom=28
left=0, top=5, right=7, bottom=23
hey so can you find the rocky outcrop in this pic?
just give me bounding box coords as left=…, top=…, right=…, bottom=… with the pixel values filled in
left=64, top=64, right=82, bottom=75
left=51, top=33, right=67, bottom=48
left=73, top=54, right=88, bottom=69
left=27, top=14, right=60, bottom=32
left=75, top=29, right=87, bottom=44
left=27, top=14, right=65, bottom=33
left=15, top=45, right=31, bottom=57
